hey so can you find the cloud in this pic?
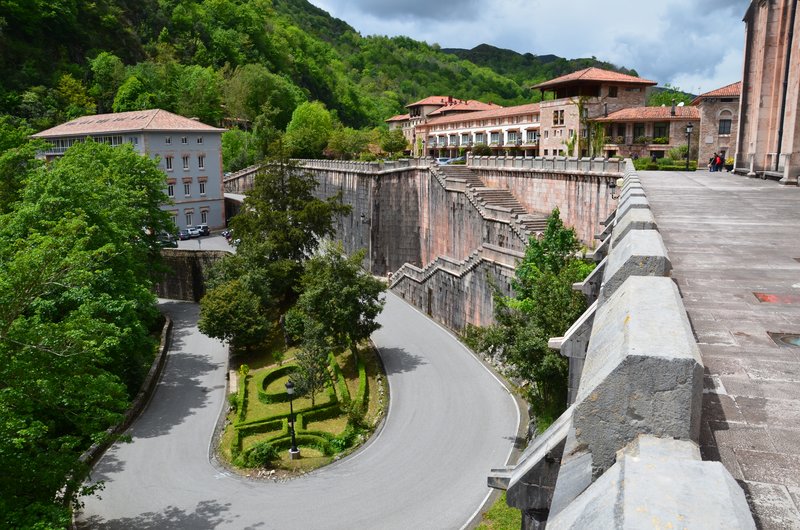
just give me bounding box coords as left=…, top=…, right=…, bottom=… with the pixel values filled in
left=308, top=0, right=751, bottom=92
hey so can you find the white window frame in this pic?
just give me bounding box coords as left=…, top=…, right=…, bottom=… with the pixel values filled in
left=182, top=155, right=190, bottom=170
left=184, top=182, right=191, bottom=197
left=198, top=155, right=205, bottom=170
left=199, top=181, right=206, bottom=195
left=165, top=157, right=173, bottom=171
left=167, top=184, right=174, bottom=198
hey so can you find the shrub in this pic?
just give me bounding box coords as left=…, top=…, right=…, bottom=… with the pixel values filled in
left=228, top=393, right=239, bottom=411
left=472, top=143, right=492, bottom=156
left=244, top=441, right=279, bottom=467
left=652, top=137, right=669, bottom=144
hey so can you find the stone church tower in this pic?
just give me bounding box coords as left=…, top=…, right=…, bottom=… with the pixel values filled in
left=737, top=0, right=800, bottom=185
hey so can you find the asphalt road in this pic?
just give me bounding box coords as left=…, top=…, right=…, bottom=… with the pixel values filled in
left=76, top=292, right=519, bottom=529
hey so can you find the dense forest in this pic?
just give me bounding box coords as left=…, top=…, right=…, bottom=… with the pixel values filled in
left=0, top=0, right=637, bottom=134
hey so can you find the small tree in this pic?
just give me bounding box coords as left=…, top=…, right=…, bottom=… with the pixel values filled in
left=472, top=143, right=492, bottom=156
left=294, top=243, right=386, bottom=360
left=198, top=279, right=273, bottom=353
left=293, top=319, right=331, bottom=406
left=284, top=101, right=333, bottom=159
left=380, top=129, right=407, bottom=157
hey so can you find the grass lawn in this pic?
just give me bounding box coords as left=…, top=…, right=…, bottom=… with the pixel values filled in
left=476, top=493, right=520, bottom=530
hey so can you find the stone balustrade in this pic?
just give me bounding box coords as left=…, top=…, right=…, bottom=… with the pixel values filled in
left=469, top=155, right=623, bottom=174
left=293, top=158, right=430, bottom=173
left=489, top=160, right=755, bottom=529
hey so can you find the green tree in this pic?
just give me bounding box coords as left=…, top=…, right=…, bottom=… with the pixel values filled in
left=229, top=156, right=350, bottom=305
left=113, top=76, right=156, bottom=112
left=174, top=65, right=223, bottom=124
left=221, top=128, right=258, bottom=172
left=0, top=140, right=172, bottom=527
left=198, top=278, right=273, bottom=352
left=55, top=74, right=96, bottom=121
left=223, top=64, right=303, bottom=129
left=293, top=243, right=385, bottom=359
left=326, top=126, right=368, bottom=160
left=292, top=318, right=332, bottom=406
left=472, top=143, right=493, bottom=156
left=284, top=101, right=333, bottom=159
left=0, top=117, right=42, bottom=213
left=468, top=209, right=592, bottom=430
left=380, top=128, right=407, bottom=157
left=89, top=51, right=127, bottom=113
left=647, top=83, right=695, bottom=107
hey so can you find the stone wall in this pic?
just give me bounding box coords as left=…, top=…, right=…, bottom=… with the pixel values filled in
left=229, top=158, right=621, bottom=330
left=155, top=249, right=232, bottom=302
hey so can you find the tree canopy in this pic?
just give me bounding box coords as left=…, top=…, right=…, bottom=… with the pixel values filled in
left=0, top=139, right=173, bottom=528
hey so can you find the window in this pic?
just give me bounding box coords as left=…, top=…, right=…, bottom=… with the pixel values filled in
left=490, top=132, right=500, bottom=144
left=526, top=130, right=538, bottom=142
left=553, top=111, right=559, bottom=126
left=544, top=130, right=549, bottom=139
left=719, top=119, right=732, bottom=135
left=167, top=184, right=174, bottom=198
left=507, top=131, right=518, bottom=144
left=201, top=210, right=208, bottom=224
left=475, top=133, right=485, bottom=144
left=185, top=211, right=193, bottom=226
left=165, top=136, right=172, bottom=144
left=165, top=157, right=173, bottom=171
left=199, top=181, right=206, bottom=195
left=181, top=136, right=188, bottom=144
left=653, top=122, right=669, bottom=138
left=182, top=155, right=189, bottom=170
left=184, top=183, right=191, bottom=196
left=608, top=86, right=618, bottom=98
left=196, top=137, right=203, bottom=144
left=633, top=123, right=645, bottom=139
left=128, top=136, right=138, bottom=145
left=568, top=129, right=574, bottom=138
left=198, top=155, right=205, bottom=169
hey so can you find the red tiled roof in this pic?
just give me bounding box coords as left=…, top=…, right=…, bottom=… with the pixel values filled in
left=595, top=106, right=700, bottom=122
left=32, top=109, right=225, bottom=138
left=385, top=113, right=411, bottom=122
left=421, top=103, right=540, bottom=128
left=406, top=96, right=451, bottom=107
left=533, top=67, right=657, bottom=90
left=691, top=81, right=741, bottom=105
left=428, top=100, right=502, bottom=116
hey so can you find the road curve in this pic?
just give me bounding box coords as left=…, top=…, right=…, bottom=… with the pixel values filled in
left=76, top=292, right=519, bottom=529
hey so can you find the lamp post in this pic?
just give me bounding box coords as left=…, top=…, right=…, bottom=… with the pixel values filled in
left=285, top=380, right=300, bottom=459
left=685, top=123, right=694, bottom=170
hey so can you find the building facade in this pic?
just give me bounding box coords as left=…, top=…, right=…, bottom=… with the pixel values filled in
left=32, top=109, right=226, bottom=230
left=533, top=68, right=656, bottom=157
left=737, top=0, right=800, bottom=184
left=595, top=105, right=700, bottom=160
left=692, top=82, right=741, bottom=165
left=417, top=103, right=541, bottom=158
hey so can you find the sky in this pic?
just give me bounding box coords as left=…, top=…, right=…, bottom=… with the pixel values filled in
left=307, top=0, right=751, bottom=95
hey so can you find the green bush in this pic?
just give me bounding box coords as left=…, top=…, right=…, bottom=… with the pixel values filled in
left=244, top=441, right=279, bottom=467
left=237, top=374, right=249, bottom=424
left=652, top=137, right=669, bottom=144
left=228, top=392, right=239, bottom=412
left=355, top=356, right=368, bottom=406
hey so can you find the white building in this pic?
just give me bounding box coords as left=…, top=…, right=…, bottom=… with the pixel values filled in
left=32, top=109, right=226, bottom=230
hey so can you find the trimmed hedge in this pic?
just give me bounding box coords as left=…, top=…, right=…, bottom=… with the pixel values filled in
left=355, top=355, right=368, bottom=406
left=256, top=365, right=297, bottom=404
left=236, top=374, right=249, bottom=424
left=329, top=354, right=351, bottom=404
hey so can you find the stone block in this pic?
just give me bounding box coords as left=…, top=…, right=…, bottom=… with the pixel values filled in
left=611, top=208, right=657, bottom=246
left=575, top=276, right=703, bottom=475
left=619, top=185, right=645, bottom=203
left=616, top=194, right=649, bottom=219
left=600, top=230, right=670, bottom=301
left=547, top=436, right=755, bottom=529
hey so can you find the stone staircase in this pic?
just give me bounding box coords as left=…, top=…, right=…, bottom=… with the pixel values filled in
left=439, top=165, right=549, bottom=236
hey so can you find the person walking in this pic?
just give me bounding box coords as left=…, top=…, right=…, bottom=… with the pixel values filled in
left=710, top=153, right=718, bottom=172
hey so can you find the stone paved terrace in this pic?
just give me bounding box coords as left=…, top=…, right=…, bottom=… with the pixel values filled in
left=639, top=169, right=800, bottom=529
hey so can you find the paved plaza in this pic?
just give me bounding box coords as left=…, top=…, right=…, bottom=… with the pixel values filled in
left=640, top=170, right=800, bottom=529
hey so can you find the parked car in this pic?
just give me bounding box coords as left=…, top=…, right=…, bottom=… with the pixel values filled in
left=197, top=223, right=210, bottom=236
left=447, top=156, right=466, bottom=165
left=435, top=157, right=450, bottom=165
left=187, top=226, right=201, bottom=238
left=178, top=229, right=191, bottom=240
left=157, top=232, right=178, bottom=248
left=222, top=228, right=232, bottom=241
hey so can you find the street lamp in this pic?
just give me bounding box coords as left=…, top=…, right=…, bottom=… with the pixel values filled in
left=285, top=380, right=300, bottom=459
left=685, top=123, right=694, bottom=170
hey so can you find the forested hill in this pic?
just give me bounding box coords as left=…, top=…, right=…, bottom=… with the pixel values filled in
left=441, top=44, right=639, bottom=87
left=0, top=0, right=637, bottom=132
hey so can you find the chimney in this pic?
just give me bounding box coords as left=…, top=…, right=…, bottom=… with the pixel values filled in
left=670, top=99, right=676, bottom=116
left=448, top=95, right=453, bottom=105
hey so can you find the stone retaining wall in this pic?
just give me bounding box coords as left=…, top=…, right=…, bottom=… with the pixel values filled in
left=155, top=249, right=232, bottom=302
left=490, top=160, right=755, bottom=529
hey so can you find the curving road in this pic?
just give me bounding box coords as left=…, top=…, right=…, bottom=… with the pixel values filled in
left=76, top=292, right=519, bottom=529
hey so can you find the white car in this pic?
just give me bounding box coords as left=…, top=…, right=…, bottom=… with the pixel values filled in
left=186, top=226, right=201, bottom=238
